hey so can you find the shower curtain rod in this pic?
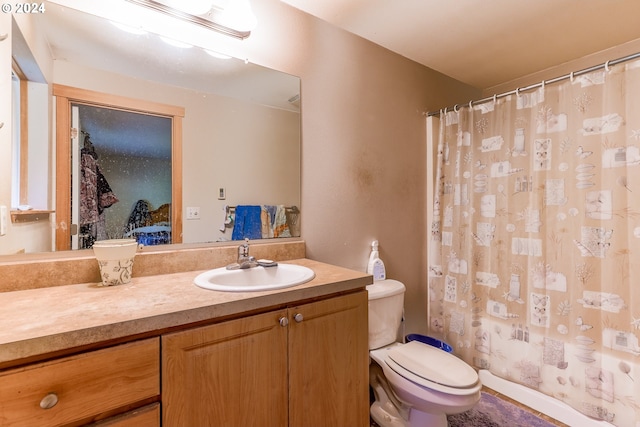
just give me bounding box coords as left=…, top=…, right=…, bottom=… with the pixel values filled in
left=426, top=51, right=640, bottom=117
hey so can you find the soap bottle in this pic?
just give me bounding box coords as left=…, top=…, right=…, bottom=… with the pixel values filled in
left=367, top=240, right=386, bottom=281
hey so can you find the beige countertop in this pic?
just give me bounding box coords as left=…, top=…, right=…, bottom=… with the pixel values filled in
left=0, top=258, right=371, bottom=368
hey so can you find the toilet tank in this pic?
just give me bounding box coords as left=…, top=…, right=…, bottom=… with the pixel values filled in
left=366, top=279, right=405, bottom=350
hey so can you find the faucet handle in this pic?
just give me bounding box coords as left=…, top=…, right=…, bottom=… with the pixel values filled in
left=239, top=238, right=250, bottom=257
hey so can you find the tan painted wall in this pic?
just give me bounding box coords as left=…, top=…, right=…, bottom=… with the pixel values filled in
left=2, top=1, right=480, bottom=335
left=56, top=0, right=480, bottom=334
left=486, top=38, right=640, bottom=97
left=6, top=0, right=637, bottom=336
left=0, top=13, right=11, bottom=246
left=241, top=1, right=481, bottom=334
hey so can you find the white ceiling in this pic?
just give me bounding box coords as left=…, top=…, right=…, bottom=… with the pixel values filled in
left=280, top=0, right=640, bottom=90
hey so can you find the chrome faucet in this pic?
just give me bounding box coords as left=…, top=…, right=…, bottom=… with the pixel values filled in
left=226, top=238, right=258, bottom=270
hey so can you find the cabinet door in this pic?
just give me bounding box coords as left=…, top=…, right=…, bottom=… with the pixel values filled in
left=288, top=291, right=369, bottom=427
left=162, top=309, right=288, bottom=427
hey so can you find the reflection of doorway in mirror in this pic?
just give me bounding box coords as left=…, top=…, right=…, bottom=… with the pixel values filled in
left=71, top=104, right=172, bottom=249
left=54, top=84, right=184, bottom=252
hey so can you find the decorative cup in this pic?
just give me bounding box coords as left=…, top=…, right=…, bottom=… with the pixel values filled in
left=92, top=239, right=139, bottom=286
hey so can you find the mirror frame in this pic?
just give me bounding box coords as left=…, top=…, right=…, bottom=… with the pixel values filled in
left=53, top=84, right=184, bottom=251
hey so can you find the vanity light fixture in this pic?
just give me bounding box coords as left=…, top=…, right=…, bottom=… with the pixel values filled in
left=126, top=0, right=257, bottom=40
left=162, top=0, right=213, bottom=15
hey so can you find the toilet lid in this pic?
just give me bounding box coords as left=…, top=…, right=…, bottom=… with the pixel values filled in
left=386, top=341, right=478, bottom=389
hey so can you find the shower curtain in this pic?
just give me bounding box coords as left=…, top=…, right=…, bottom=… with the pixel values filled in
left=428, top=58, right=640, bottom=426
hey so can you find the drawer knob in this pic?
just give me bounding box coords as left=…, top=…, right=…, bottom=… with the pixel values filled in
left=40, top=393, right=59, bottom=410
left=279, top=317, right=289, bottom=327
left=294, top=313, right=304, bottom=323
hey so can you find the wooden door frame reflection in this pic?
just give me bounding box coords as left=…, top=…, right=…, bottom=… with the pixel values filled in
left=53, top=84, right=184, bottom=251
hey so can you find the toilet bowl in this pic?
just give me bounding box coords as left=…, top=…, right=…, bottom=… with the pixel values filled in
left=367, top=280, right=481, bottom=427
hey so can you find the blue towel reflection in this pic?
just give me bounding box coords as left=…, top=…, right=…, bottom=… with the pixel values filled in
left=232, top=205, right=263, bottom=240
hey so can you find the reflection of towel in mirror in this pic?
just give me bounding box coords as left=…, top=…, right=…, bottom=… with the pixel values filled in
left=273, top=205, right=291, bottom=238
left=261, top=205, right=278, bottom=238
left=232, top=205, right=262, bottom=240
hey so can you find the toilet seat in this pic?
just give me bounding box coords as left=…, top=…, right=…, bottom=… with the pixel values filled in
left=384, top=341, right=479, bottom=396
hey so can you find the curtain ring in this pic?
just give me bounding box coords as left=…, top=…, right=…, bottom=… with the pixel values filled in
left=469, top=100, right=473, bottom=109
left=493, top=94, right=497, bottom=104
left=570, top=71, right=575, bottom=82
left=444, top=107, right=447, bottom=114
left=605, top=60, right=611, bottom=72
left=454, top=104, right=459, bottom=113
left=541, top=80, right=545, bottom=90
left=516, top=87, right=521, bottom=97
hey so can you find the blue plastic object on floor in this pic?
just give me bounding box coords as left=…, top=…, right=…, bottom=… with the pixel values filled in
left=405, top=334, right=453, bottom=353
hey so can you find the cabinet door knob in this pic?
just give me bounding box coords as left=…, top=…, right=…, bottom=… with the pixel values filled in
left=279, top=316, right=289, bottom=327
left=293, top=313, right=304, bottom=323
left=40, top=392, right=59, bottom=409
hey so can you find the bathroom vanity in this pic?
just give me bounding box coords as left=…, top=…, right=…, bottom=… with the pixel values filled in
left=0, top=257, right=371, bottom=427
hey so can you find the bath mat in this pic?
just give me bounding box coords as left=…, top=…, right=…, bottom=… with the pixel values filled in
left=447, top=391, right=556, bottom=427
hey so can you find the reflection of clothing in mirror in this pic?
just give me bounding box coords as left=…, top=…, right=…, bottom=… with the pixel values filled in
left=125, top=201, right=172, bottom=245
left=126, top=200, right=153, bottom=233
left=79, top=147, right=118, bottom=249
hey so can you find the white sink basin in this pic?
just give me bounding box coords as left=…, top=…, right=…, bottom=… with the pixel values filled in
left=194, top=264, right=315, bottom=292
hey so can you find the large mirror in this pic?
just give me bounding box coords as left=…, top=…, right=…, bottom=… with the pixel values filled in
left=3, top=1, right=301, bottom=257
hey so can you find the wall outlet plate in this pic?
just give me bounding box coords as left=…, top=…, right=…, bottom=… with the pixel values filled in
left=186, top=207, right=200, bottom=220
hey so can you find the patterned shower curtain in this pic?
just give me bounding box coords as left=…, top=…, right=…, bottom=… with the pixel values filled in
left=428, top=58, right=640, bottom=426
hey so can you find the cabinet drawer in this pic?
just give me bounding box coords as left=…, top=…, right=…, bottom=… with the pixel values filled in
left=0, top=338, right=160, bottom=427
left=89, top=403, right=160, bottom=427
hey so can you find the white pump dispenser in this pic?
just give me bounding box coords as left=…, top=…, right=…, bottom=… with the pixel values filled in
left=367, top=240, right=386, bottom=281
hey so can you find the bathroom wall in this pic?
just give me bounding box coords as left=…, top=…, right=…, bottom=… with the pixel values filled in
left=0, top=14, right=12, bottom=246
left=239, top=0, right=640, bottom=336
left=2, top=1, right=478, bottom=333
left=1, top=13, right=55, bottom=254
left=3, top=0, right=479, bottom=334
left=235, top=0, right=482, bottom=335
left=6, top=0, right=638, bottom=337
left=485, top=38, right=640, bottom=97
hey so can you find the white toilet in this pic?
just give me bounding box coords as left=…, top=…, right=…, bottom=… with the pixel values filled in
left=368, top=279, right=481, bottom=427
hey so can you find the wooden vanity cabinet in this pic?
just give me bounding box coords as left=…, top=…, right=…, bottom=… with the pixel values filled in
left=162, top=290, right=369, bottom=427
left=0, top=338, right=160, bottom=427
left=162, top=307, right=289, bottom=426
